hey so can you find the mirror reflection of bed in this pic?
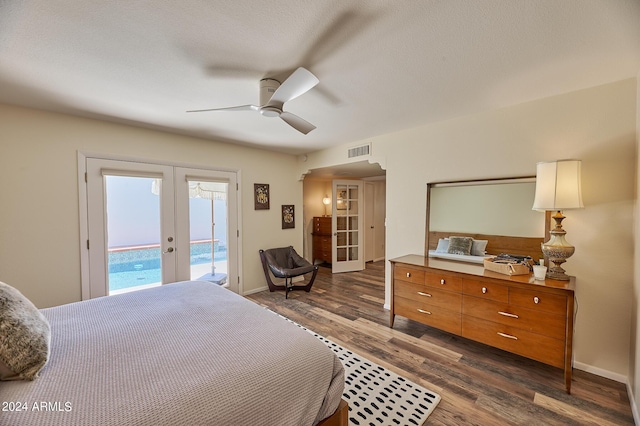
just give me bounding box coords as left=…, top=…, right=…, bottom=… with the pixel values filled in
left=426, top=177, right=547, bottom=263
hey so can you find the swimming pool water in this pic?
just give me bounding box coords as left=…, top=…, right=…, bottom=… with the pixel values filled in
left=108, top=242, right=226, bottom=291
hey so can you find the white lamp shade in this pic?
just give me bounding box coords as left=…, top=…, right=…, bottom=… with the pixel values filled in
left=532, top=160, right=584, bottom=211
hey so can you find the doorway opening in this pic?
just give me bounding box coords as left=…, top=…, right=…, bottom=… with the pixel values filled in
left=302, top=161, right=386, bottom=274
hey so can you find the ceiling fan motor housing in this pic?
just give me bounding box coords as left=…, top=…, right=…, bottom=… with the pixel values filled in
left=259, top=78, right=281, bottom=116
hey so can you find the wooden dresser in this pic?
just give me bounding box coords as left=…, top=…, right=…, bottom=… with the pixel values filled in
left=389, top=255, right=576, bottom=393
left=312, top=217, right=332, bottom=264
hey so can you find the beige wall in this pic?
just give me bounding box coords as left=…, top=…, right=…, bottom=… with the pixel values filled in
left=301, top=78, right=637, bottom=381
left=0, top=104, right=303, bottom=307
left=633, top=71, right=640, bottom=417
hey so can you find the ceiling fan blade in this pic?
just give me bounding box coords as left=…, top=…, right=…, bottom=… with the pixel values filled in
left=280, top=111, right=316, bottom=135
left=268, top=67, right=319, bottom=105
left=186, top=105, right=259, bottom=113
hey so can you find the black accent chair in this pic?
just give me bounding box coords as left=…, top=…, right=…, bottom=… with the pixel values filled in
left=259, top=246, right=318, bottom=299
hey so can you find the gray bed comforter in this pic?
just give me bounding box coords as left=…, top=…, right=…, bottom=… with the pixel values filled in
left=0, top=281, right=344, bottom=426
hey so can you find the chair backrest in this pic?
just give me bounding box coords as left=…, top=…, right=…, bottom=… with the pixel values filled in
left=262, top=246, right=294, bottom=269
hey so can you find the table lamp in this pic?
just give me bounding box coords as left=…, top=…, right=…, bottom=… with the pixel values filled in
left=532, top=160, right=584, bottom=280
left=322, top=194, right=331, bottom=216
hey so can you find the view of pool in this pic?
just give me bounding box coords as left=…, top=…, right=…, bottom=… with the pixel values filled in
left=108, top=241, right=227, bottom=291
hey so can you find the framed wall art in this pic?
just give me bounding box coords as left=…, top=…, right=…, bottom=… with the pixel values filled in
left=254, top=184, right=270, bottom=210
left=281, top=205, right=295, bottom=229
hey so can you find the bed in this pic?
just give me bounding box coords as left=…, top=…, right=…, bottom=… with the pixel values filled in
left=0, top=280, right=346, bottom=426
left=427, top=231, right=544, bottom=264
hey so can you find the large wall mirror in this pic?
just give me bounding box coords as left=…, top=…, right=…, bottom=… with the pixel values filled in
left=426, top=177, right=549, bottom=260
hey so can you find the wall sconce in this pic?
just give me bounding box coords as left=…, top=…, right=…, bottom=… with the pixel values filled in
left=532, top=159, right=584, bottom=280
left=322, top=195, right=331, bottom=216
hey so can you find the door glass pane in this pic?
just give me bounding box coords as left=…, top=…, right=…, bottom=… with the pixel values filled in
left=337, top=247, right=347, bottom=262
left=187, top=181, right=229, bottom=285
left=349, top=247, right=358, bottom=261
left=337, top=216, right=347, bottom=231
left=105, top=176, right=162, bottom=295
left=349, top=231, right=357, bottom=245
left=336, top=185, right=348, bottom=212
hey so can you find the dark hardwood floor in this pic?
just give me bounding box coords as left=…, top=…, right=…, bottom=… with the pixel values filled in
left=246, top=261, right=634, bottom=425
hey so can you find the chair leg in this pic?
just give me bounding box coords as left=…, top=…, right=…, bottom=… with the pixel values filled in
left=285, top=278, right=292, bottom=299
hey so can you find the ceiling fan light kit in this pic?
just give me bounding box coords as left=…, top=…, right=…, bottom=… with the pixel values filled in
left=187, top=67, right=319, bottom=134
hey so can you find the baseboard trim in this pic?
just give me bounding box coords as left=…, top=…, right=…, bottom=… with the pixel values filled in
left=626, top=380, right=639, bottom=425
left=242, top=285, right=269, bottom=296
left=573, top=361, right=627, bottom=384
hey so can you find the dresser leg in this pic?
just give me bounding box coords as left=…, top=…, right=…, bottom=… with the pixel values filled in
left=565, top=367, right=572, bottom=394
left=389, top=313, right=395, bottom=328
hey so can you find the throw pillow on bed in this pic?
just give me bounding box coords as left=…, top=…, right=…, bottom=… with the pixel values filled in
left=0, top=281, right=50, bottom=381
left=471, top=239, right=488, bottom=256
left=435, top=238, right=449, bottom=253
left=446, top=236, right=473, bottom=256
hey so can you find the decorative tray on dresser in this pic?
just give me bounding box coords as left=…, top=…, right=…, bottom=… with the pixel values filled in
left=389, top=255, right=576, bottom=393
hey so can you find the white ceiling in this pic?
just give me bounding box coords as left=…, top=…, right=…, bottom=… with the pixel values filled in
left=1, top=1, right=639, bottom=155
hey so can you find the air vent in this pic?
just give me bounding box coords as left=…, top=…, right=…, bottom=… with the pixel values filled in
left=348, top=143, right=371, bottom=158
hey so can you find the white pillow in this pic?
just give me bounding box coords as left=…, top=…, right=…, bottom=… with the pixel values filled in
left=471, top=239, right=488, bottom=256
left=435, top=238, right=449, bottom=253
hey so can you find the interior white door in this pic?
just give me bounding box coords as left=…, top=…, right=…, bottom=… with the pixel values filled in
left=84, top=158, right=239, bottom=299
left=332, top=180, right=364, bottom=273
left=364, top=181, right=375, bottom=262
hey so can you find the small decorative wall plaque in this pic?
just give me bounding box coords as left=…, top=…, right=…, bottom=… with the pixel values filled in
left=281, top=205, right=295, bottom=229
left=254, top=184, right=270, bottom=210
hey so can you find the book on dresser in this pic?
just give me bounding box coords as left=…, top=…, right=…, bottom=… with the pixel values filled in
left=389, top=254, right=576, bottom=394
left=312, top=216, right=332, bottom=264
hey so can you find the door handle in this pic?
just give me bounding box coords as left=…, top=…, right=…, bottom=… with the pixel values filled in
left=163, top=247, right=174, bottom=254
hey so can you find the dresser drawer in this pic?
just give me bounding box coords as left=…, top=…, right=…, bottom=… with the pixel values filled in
left=313, top=237, right=331, bottom=250
left=424, top=272, right=462, bottom=292
left=395, top=281, right=462, bottom=312
left=394, top=266, right=425, bottom=285
left=462, top=296, right=566, bottom=340
left=509, top=287, right=567, bottom=314
left=395, top=296, right=461, bottom=335
left=463, top=279, right=508, bottom=303
left=462, top=316, right=565, bottom=368
left=312, top=217, right=331, bottom=235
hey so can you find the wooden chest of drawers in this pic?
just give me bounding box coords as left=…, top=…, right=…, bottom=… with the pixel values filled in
left=312, top=217, right=332, bottom=264
left=390, top=255, right=576, bottom=393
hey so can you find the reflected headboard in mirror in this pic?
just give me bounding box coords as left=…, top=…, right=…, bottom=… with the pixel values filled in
left=426, top=177, right=549, bottom=262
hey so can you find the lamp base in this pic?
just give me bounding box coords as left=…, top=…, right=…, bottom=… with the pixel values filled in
left=541, top=211, right=574, bottom=281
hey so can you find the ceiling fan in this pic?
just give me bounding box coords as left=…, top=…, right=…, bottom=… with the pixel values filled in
left=187, top=67, right=319, bottom=135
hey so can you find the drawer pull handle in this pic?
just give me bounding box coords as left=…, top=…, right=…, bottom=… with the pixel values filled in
left=417, top=309, right=432, bottom=315
left=440, top=279, right=445, bottom=285
left=497, top=332, right=518, bottom=340
left=417, top=291, right=432, bottom=297
left=498, top=311, right=519, bottom=319
left=406, top=272, right=411, bottom=278
left=482, top=287, right=487, bottom=294
left=533, top=297, right=540, bottom=304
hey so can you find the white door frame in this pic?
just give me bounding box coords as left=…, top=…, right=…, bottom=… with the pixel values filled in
left=78, top=152, right=242, bottom=300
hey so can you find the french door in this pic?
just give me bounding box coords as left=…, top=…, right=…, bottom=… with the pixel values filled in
left=332, top=180, right=364, bottom=273
left=83, top=158, right=238, bottom=299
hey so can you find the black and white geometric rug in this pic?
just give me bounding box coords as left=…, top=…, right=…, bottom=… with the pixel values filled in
left=313, top=333, right=441, bottom=425
left=281, top=315, right=442, bottom=425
